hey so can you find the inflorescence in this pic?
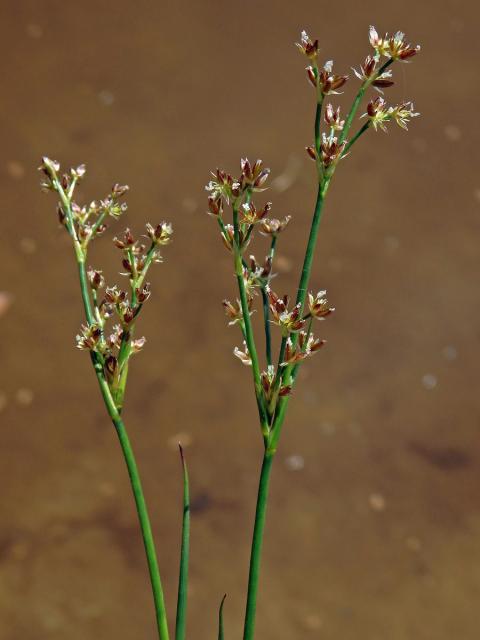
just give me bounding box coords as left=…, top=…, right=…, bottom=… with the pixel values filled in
left=39, top=157, right=173, bottom=410
left=205, top=25, right=419, bottom=440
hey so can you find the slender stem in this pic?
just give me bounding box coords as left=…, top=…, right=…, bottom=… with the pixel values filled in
left=260, top=235, right=277, bottom=367
left=314, top=98, right=323, bottom=153
left=78, top=259, right=95, bottom=324
left=261, top=288, right=272, bottom=367
left=295, top=178, right=330, bottom=310
left=91, top=209, right=107, bottom=236
left=277, top=177, right=330, bottom=418
left=314, top=78, right=324, bottom=178
left=342, top=122, right=370, bottom=156
left=243, top=450, right=274, bottom=640
left=232, top=204, right=269, bottom=432
left=114, top=415, right=170, bottom=640
left=175, top=446, right=190, bottom=640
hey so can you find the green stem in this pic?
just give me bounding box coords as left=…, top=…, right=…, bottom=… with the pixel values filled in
left=261, top=288, right=272, bottom=367
left=342, top=122, right=370, bottom=156
left=175, top=446, right=190, bottom=640
left=114, top=415, right=170, bottom=640
left=314, top=97, right=323, bottom=153
left=295, top=178, right=330, bottom=310
left=277, top=177, right=330, bottom=418
left=243, top=450, right=274, bottom=640
left=260, top=235, right=277, bottom=367
left=232, top=204, right=269, bottom=433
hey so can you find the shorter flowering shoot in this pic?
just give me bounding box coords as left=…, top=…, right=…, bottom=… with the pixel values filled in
left=205, top=26, right=420, bottom=640
left=39, top=157, right=177, bottom=640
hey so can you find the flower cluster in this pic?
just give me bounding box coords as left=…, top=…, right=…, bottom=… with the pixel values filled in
left=307, top=290, right=335, bottom=319
left=369, top=26, right=420, bottom=61
left=295, top=30, right=319, bottom=59
left=315, top=60, right=348, bottom=95
left=363, top=97, right=419, bottom=132
left=205, top=159, right=270, bottom=206
left=260, top=216, right=291, bottom=236
left=297, top=32, right=348, bottom=96
left=324, top=104, right=345, bottom=132
left=352, top=55, right=394, bottom=91
left=267, top=289, right=305, bottom=336
left=39, top=157, right=130, bottom=249
left=261, top=365, right=292, bottom=401
left=281, top=331, right=326, bottom=366
left=40, top=158, right=172, bottom=408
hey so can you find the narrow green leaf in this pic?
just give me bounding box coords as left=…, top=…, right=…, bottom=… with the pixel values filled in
left=218, top=593, right=227, bottom=640
left=175, top=444, right=190, bottom=640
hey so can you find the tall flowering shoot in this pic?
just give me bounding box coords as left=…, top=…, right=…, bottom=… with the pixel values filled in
left=206, top=26, right=420, bottom=640
left=39, top=158, right=176, bottom=640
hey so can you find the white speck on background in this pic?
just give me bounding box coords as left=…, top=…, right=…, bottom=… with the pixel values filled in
left=422, top=374, right=437, bottom=390
left=285, top=454, right=305, bottom=471
left=26, top=23, right=43, bottom=38
left=98, top=90, right=115, bottom=106
left=369, top=493, right=386, bottom=512
left=0, top=292, right=12, bottom=317
left=6, top=161, right=25, bottom=179
left=442, top=345, right=458, bottom=361
left=444, top=124, right=461, bottom=142
left=20, top=237, right=37, bottom=254
left=15, top=388, right=34, bottom=406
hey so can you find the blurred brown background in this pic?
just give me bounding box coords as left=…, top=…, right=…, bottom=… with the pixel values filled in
left=1, top=1, right=479, bottom=638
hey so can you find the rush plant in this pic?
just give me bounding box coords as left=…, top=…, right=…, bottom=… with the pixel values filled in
left=205, top=25, right=419, bottom=640
left=39, top=23, right=419, bottom=640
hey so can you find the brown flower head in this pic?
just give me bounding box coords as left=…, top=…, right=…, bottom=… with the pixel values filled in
left=267, top=288, right=305, bottom=336
left=316, top=60, right=348, bottom=95
left=307, top=290, right=335, bottom=319
left=369, top=26, right=420, bottom=61
left=281, top=332, right=326, bottom=366
left=320, top=133, right=347, bottom=168
left=295, top=30, right=319, bottom=59
left=260, top=216, right=291, bottom=236
left=239, top=158, right=270, bottom=192
left=146, top=222, right=173, bottom=246
left=324, top=104, right=345, bottom=132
